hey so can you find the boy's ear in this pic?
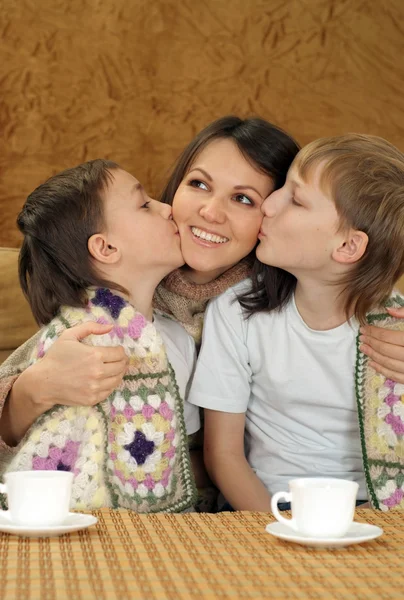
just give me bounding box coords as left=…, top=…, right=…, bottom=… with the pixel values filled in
left=88, top=234, right=121, bottom=264
left=332, top=230, right=368, bottom=265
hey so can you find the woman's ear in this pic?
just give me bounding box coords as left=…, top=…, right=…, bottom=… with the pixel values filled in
left=88, top=234, right=121, bottom=264
left=332, top=230, right=368, bottom=265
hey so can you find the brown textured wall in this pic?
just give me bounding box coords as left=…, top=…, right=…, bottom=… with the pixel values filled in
left=1, top=0, right=404, bottom=247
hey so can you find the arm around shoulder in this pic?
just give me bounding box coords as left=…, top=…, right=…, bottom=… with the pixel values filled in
left=0, top=321, right=128, bottom=447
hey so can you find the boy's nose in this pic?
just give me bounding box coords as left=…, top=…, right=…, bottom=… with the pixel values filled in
left=261, top=191, right=278, bottom=217
left=156, top=200, right=173, bottom=219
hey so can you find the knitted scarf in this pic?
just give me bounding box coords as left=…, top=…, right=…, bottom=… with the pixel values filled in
left=153, top=258, right=253, bottom=345
left=4, top=289, right=197, bottom=513
left=356, top=293, right=404, bottom=511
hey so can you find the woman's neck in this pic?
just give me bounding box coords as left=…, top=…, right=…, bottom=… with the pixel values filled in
left=294, top=278, right=352, bottom=331
left=180, top=265, right=231, bottom=285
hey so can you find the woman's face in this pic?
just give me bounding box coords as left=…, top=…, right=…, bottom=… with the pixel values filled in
left=172, top=139, right=274, bottom=283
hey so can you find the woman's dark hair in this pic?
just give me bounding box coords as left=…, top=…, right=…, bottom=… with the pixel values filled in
left=17, top=159, right=121, bottom=325
left=160, top=115, right=300, bottom=206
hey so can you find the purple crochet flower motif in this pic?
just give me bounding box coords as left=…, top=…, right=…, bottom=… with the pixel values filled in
left=383, top=488, right=404, bottom=508
left=385, top=413, right=404, bottom=436
left=92, top=288, right=126, bottom=319
left=124, top=431, right=155, bottom=465
left=385, top=393, right=400, bottom=407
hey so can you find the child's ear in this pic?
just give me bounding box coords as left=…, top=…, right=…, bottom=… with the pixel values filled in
left=332, top=230, right=368, bottom=265
left=88, top=234, right=121, bottom=264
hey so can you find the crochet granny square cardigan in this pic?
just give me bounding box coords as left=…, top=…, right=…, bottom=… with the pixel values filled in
left=356, top=294, right=404, bottom=510
left=3, top=288, right=197, bottom=512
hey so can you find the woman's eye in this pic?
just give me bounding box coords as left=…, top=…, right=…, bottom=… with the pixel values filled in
left=234, top=194, right=253, bottom=206
left=141, top=201, right=151, bottom=209
left=189, top=179, right=208, bottom=191
left=292, top=197, right=302, bottom=207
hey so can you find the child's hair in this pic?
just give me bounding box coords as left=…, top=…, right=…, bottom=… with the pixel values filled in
left=17, top=158, right=121, bottom=325
left=239, top=133, right=404, bottom=324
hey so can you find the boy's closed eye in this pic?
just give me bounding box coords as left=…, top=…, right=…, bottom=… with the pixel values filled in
left=292, top=196, right=303, bottom=207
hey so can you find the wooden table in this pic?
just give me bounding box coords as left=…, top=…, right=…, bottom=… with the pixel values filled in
left=0, top=509, right=402, bottom=599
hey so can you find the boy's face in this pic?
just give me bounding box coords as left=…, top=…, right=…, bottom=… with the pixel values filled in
left=256, top=164, right=343, bottom=278
left=101, top=169, right=184, bottom=274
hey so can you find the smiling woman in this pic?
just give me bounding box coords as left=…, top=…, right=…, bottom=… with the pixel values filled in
left=154, top=115, right=300, bottom=341
left=171, top=138, right=272, bottom=284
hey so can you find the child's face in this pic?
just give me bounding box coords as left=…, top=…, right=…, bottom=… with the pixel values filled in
left=172, top=138, right=274, bottom=282
left=102, top=169, right=183, bottom=274
left=257, top=164, right=343, bottom=277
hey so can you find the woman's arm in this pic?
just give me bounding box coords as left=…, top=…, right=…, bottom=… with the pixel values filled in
left=360, top=306, right=404, bottom=383
left=204, top=409, right=271, bottom=511
left=0, top=321, right=128, bottom=446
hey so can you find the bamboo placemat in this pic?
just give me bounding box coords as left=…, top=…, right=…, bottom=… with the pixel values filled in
left=0, top=508, right=402, bottom=599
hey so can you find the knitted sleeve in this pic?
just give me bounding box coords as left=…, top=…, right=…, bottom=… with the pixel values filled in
left=0, top=325, right=61, bottom=470
left=0, top=375, right=20, bottom=463
left=0, top=331, right=42, bottom=380
left=0, top=331, right=43, bottom=456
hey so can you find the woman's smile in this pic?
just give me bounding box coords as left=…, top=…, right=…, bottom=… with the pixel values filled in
left=190, top=226, right=229, bottom=246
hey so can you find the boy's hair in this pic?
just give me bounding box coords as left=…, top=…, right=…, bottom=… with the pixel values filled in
left=160, top=115, right=300, bottom=262
left=17, top=159, right=120, bottom=325
left=239, top=133, right=404, bottom=323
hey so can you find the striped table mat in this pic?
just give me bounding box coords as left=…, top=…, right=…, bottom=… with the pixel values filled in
left=0, top=508, right=402, bottom=599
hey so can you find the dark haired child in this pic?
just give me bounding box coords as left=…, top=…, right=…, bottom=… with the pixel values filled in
left=3, top=160, right=198, bottom=512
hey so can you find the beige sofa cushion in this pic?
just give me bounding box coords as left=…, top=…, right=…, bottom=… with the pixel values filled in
left=0, top=247, right=38, bottom=362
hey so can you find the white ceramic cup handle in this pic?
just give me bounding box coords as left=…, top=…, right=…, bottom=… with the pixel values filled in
left=271, top=491, right=297, bottom=530
left=0, top=482, right=7, bottom=510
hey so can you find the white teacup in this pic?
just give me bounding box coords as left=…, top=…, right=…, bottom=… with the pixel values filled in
left=271, top=477, right=359, bottom=538
left=0, top=471, right=73, bottom=527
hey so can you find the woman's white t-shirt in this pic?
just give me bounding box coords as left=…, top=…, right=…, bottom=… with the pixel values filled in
left=188, top=281, right=367, bottom=499
left=154, top=313, right=200, bottom=436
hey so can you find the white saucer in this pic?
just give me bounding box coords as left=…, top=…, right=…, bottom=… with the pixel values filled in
left=0, top=511, right=98, bottom=538
left=265, top=521, right=383, bottom=548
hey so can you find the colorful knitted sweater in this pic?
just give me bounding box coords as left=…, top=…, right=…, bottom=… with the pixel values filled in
left=3, top=289, right=197, bottom=512
left=356, top=293, right=404, bottom=511
left=2, top=289, right=404, bottom=511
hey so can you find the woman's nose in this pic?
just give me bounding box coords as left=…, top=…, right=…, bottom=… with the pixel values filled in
left=199, top=196, right=226, bottom=224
